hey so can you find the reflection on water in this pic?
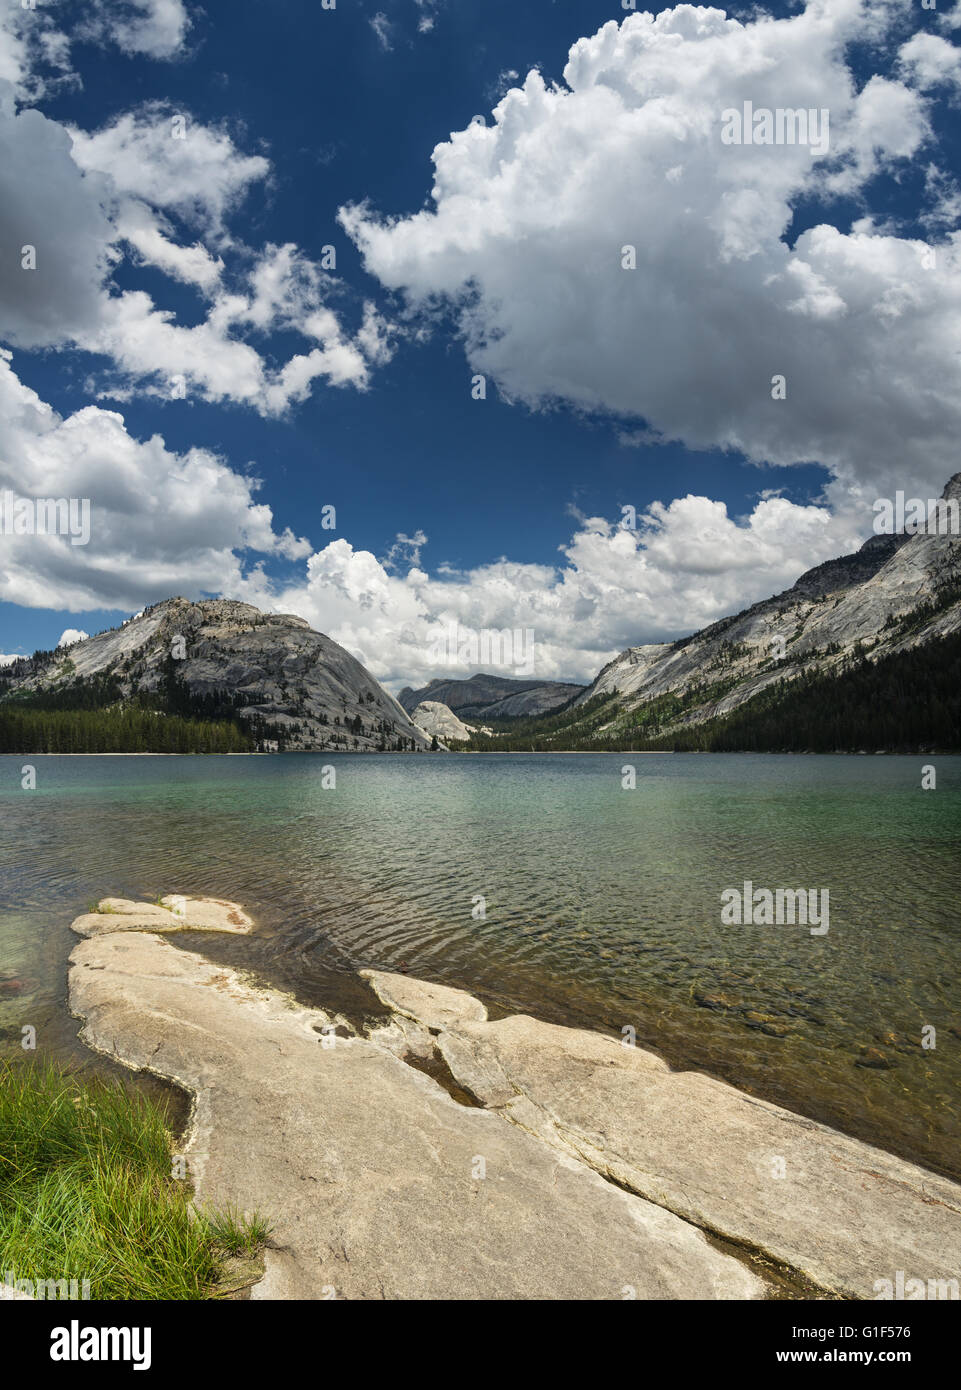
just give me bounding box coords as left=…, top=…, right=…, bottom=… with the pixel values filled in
left=1, top=752, right=959, bottom=1178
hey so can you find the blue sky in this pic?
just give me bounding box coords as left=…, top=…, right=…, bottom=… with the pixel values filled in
left=1, top=0, right=960, bottom=686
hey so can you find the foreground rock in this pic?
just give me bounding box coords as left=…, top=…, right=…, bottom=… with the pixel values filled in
left=363, top=971, right=961, bottom=1301
left=70, top=900, right=961, bottom=1300
left=70, top=896, right=253, bottom=938
left=68, top=909, right=763, bottom=1301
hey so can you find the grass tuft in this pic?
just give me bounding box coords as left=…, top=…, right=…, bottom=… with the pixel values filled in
left=0, top=1060, right=270, bottom=1299
left=205, top=1204, right=272, bottom=1257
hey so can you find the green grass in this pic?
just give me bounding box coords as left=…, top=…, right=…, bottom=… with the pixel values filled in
left=206, top=1205, right=273, bottom=1255
left=0, top=1061, right=270, bottom=1299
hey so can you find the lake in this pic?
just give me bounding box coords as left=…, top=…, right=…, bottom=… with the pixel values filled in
left=1, top=752, right=959, bottom=1178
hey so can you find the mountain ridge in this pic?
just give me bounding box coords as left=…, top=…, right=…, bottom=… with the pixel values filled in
left=455, top=474, right=961, bottom=751
left=397, top=673, right=585, bottom=719
left=0, top=598, right=431, bottom=753
left=576, top=474, right=961, bottom=736
left=4, top=474, right=959, bottom=754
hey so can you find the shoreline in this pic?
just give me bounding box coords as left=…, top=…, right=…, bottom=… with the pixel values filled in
left=62, top=894, right=961, bottom=1300
left=4, top=748, right=960, bottom=756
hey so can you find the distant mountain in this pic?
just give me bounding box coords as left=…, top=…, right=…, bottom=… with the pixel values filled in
left=6, top=475, right=959, bottom=757
left=409, top=700, right=477, bottom=746
left=459, top=474, right=961, bottom=752
left=397, top=673, right=585, bottom=719
left=0, top=599, right=431, bottom=753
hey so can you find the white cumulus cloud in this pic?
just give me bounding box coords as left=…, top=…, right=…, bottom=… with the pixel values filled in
left=231, top=489, right=865, bottom=689
left=0, top=24, right=395, bottom=414
left=78, top=1, right=192, bottom=61
left=340, top=3, right=961, bottom=511
left=0, top=351, right=312, bottom=612
left=898, top=31, right=961, bottom=93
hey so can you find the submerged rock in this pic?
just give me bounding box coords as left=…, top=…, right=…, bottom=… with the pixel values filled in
left=744, top=1013, right=792, bottom=1037
left=856, top=1047, right=896, bottom=1070
left=693, top=988, right=741, bottom=1011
